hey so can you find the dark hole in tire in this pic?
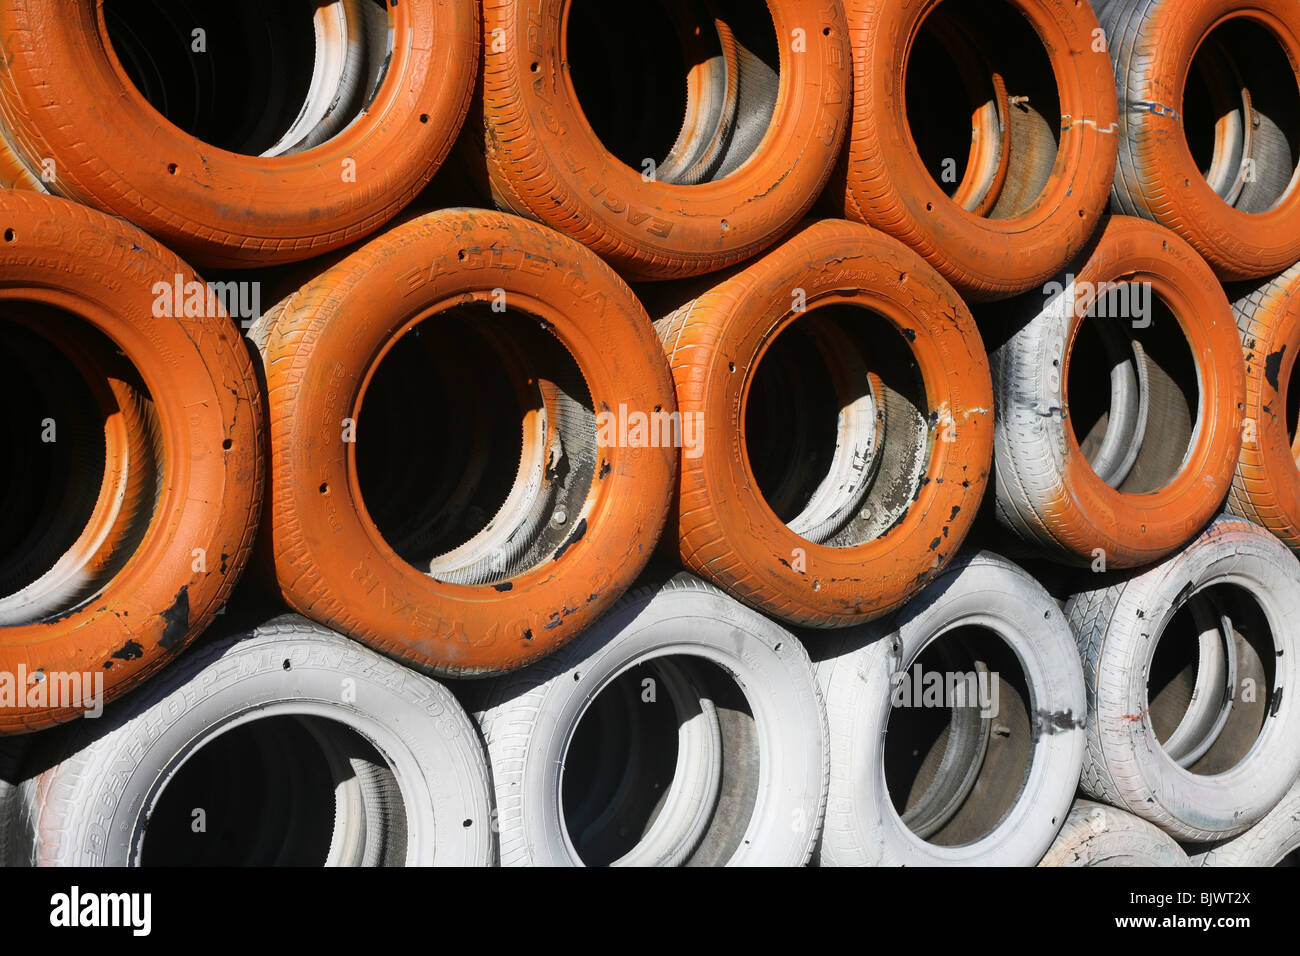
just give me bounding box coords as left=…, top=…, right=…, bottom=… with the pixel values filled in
left=560, top=657, right=759, bottom=866
left=103, top=0, right=392, bottom=157
left=0, top=311, right=160, bottom=624
left=354, top=305, right=595, bottom=586
left=1149, top=583, right=1276, bottom=776
left=143, top=714, right=407, bottom=866
left=1182, top=18, right=1300, bottom=212
left=566, top=0, right=779, bottom=185
left=744, top=305, right=930, bottom=548
left=906, top=0, right=1061, bottom=219
left=883, top=627, right=1033, bottom=847
left=1068, top=290, right=1201, bottom=495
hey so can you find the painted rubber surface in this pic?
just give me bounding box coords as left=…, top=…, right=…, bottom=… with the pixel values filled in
left=1193, top=776, right=1300, bottom=866
left=1096, top=0, right=1300, bottom=279
left=474, top=0, right=850, bottom=280
left=1067, top=516, right=1300, bottom=842
left=837, top=0, right=1118, bottom=300
left=4, top=615, right=493, bottom=866
left=476, top=573, right=828, bottom=867
left=258, top=208, right=677, bottom=677
left=1038, top=799, right=1190, bottom=866
left=656, top=218, right=993, bottom=627
left=812, top=551, right=1085, bottom=866
left=1226, top=264, right=1300, bottom=551
left=989, top=215, right=1244, bottom=568
left=0, top=190, right=264, bottom=735
left=0, top=1, right=479, bottom=268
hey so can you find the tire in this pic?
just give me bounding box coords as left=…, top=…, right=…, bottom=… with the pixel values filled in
left=1226, top=264, right=1300, bottom=550
left=837, top=0, right=1118, bottom=300
left=476, top=573, right=828, bottom=866
left=811, top=551, right=1085, bottom=866
left=0, top=191, right=264, bottom=735
left=656, top=218, right=993, bottom=627
left=258, top=208, right=677, bottom=677
left=0, top=0, right=479, bottom=268
left=1066, top=515, right=1300, bottom=842
left=1038, top=800, right=1191, bottom=866
left=473, top=0, right=851, bottom=280
left=988, top=215, right=1244, bottom=568
left=4, top=615, right=493, bottom=866
left=1193, top=776, right=1300, bottom=866
left=1096, top=0, right=1300, bottom=279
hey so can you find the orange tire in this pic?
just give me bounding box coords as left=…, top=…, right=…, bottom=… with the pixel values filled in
left=258, top=208, right=677, bottom=676
left=838, top=0, right=1118, bottom=300
left=1098, top=0, right=1300, bottom=279
left=1226, top=263, right=1300, bottom=550
left=987, top=215, right=1245, bottom=567
left=656, top=218, right=994, bottom=627
left=0, top=191, right=264, bottom=734
left=0, top=1, right=479, bottom=268
left=474, top=0, right=851, bottom=280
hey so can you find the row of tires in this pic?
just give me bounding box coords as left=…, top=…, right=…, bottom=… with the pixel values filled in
left=0, top=1, right=1297, bottom=287
left=4, top=191, right=1297, bottom=734
left=3, top=521, right=1298, bottom=866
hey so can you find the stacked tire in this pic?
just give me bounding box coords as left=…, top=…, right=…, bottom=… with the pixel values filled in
left=0, top=0, right=1299, bottom=870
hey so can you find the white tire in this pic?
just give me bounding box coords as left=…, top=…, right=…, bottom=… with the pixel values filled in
left=1193, top=776, right=1300, bottom=866
left=1067, top=516, right=1300, bottom=841
left=1039, top=800, right=1190, bottom=867
left=5, top=615, right=493, bottom=866
left=477, top=573, right=829, bottom=866
left=813, top=550, right=1086, bottom=866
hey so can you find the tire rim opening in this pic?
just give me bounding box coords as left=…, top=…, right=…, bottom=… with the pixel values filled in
left=1067, top=289, right=1201, bottom=494
left=744, top=305, right=930, bottom=547
left=102, top=0, right=393, bottom=157
left=906, top=0, right=1061, bottom=219
left=1286, top=345, right=1300, bottom=453
left=354, top=305, right=596, bottom=586
left=560, top=657, right=757, bottom=866
left=0, top=312, right=162, bottom=626
left=1149, top=583, right=1277, bottom=776
left=882, top=626, right=1032, bottom=847
left=565, top=0, right=780, bottom=185
left=1182, top=18, right=1300, bottom=213
left=142, top=714, right=408, bottom=866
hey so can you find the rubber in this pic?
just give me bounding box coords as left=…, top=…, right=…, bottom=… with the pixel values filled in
left=474, top=0, right=851, bottom=280
left=1193, top=776, right=1300, bottom=866
left=656, top=218, right=993, bottom=627
left=988, top=215, right=1244, bottom=568
left=3, top=615, right=493, bottom=866
left=0, top=0, right=479, bottom=268
left=837, top=0, right=1119, bottom=300
left=1096, top=0, right=1300, bottom=279
left=812, top=551, right=1086, bottom=866
left=258, top=208, right=677, bottom=677
left=1038, top=799, right=1190, bottom=866
left=1066, top=516, right=1300, bottom=842
left=0, top=190, right=264, bottom=735
left=476, top=572, right=828, bottom=867
left=1225, top=263, right=1300, bottom=551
